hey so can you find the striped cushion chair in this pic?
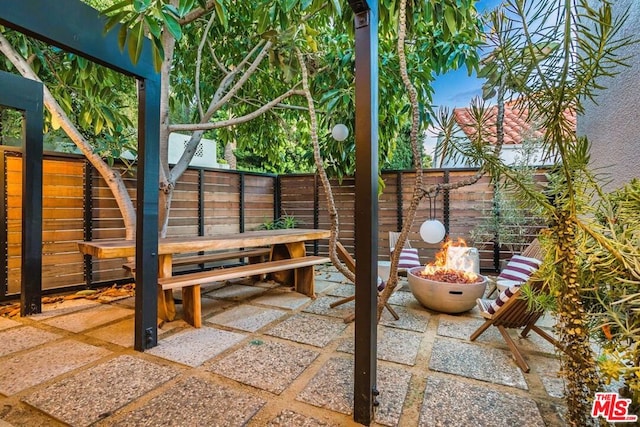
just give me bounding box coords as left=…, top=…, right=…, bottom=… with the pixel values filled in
left=472, top=279, right=564, bottom=373
left=472, top=237, right=565, bottom=373
left=389, top=231, right=421, bottom=275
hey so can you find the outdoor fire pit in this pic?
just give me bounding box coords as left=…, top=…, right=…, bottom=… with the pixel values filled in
left=407, top=267, right=487, bottom=313
left=406, top=239, right=486, bottom=313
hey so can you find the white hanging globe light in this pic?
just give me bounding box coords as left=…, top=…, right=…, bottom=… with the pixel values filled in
left=331, top=123, right=349, bottom=141
left=420, top=219, right=446, bottom=244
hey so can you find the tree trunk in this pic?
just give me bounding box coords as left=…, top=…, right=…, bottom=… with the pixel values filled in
left=224, top=141, right=237, bottom=169
left=158, top=29, right=178, bottom=237
left=295, top=48, right=355, bottom=283
left=553, top=214, right=600, bottom=426
left=377, top=0, right=423, bottom=319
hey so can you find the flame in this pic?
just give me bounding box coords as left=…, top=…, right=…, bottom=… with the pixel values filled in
left=421, top=238, right=479, bottom=282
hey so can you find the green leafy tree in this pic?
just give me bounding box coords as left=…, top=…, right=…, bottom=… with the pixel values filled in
left=1, top=0, right=482, bottom=243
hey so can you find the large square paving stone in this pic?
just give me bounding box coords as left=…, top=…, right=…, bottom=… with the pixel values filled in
left=0, top=339, right=110, bottom=396
left=265, top=313, right=347, bottom=348
left=303, top=296, right=354, bottom=318
left=23, top=355, right=178, bottom=427
left=252, top=291, right=311, bottom=310
left=30, top=298, right=102, bottom=320
left=337, top=326, right=423, bottom=366
left=208, top=339, right=318, bottom=395
left=297, top=357, right=412, bottom=427
left=0, top=326, right=60, bottom=358
left=206, top=284, right=267, bottom=301
left=207, top=304, right=286, bottom=332
left=437, top=314, right=557, bottom=355
left=267, top=409, right=338, bottom=426
left=530, top=354, right=565, bottom=398
left=419, top=376, right=545, bottom=426
left=85, top=318, right=136, bottom=348
left=326, top=284, right=355, bottom=298
left=147, top=326, right=246, bottom=367
left=0, top=317, right=21, bottom=331
left=104, top=376, right=264, bottom=427
left=42, top=304, right=133, bottom=333
left=380, top=305, right=430, bottom=333
left=429, top=338, right=528, bottom=390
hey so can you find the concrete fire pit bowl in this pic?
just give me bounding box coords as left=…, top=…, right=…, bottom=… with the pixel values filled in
left=407, top=266, right=487, bottom=314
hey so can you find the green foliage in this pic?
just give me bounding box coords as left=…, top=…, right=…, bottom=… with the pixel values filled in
left=314, top=1, right=484, bottom=178
left=0, top=30, right=137, bottom=163
left=581, top=179, right=640, bottom=407
left=259, top=214, right=298, bottom=230
left=470, top=187, right=543, bottom=255
left=96, top=0, right=483, bottom=176
left=470, top=136, right=545, bottom=254
left=0, top=107, right=22, bottom=146
left=381, top=124, right=431, bottom=170
left=101, top=0, right=220, bottom=69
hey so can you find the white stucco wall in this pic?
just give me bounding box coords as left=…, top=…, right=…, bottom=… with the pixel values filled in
left=578, top=0, right=640, bottom=191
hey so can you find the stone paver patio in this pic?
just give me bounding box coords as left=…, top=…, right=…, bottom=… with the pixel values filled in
left=0, top=265, right=567, bottom=426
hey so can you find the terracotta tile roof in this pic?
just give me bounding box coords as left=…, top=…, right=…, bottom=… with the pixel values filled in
left=452, top=101, right=576, bottom=145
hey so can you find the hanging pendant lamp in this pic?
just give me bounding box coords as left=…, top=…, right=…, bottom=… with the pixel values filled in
left=420, top=191, right=446, bottom=244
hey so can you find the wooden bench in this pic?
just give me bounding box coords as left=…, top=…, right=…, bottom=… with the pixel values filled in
left=159, top=255, right=330, bottom=327
left=122, top=247, right=271, bottom=276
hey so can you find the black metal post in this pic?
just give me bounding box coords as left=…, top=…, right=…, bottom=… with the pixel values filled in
left=443, top=170, right=450, bottom=235
left=134, top=77, right=160, bottom=351
left=396, top=171, right=403, bottom=231
left=0, top=72, right=44, bottom=315
left=313, top=173, right=319, bottom=255
left=239, top=172, right=245, bottom=233
left=1, top=0, right=161, bottom=348
left=21, top=80, right=44, bottom=315
left=274, top=174, right=281, bottom=223
left=198, top=169, right=205, bottom=237
left=349, top=0, right=379, bottom=424
left=83, top=162, right=94, bottom=287
left=0, top=149, right=7, bottom=297
left=493, top=181, right=500, bottom=271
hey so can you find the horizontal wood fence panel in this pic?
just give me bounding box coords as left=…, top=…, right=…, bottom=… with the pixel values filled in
left=2, top=145, right=547, bottom=299
left=3, top=154, right=87, bottom=294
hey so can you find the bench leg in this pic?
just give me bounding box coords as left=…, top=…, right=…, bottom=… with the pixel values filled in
left=294, top=265, right=315, bottom=297
left=182, top=285, right=201, bottom=328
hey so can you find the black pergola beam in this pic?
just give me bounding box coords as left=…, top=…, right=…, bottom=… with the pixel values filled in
left=349, top=0, right=379, bottom=424
left=0, top=0, right=155, bottom=78
left=0, top=71, right=44, bottom=315
left=1, top=0, right=161, bottom=350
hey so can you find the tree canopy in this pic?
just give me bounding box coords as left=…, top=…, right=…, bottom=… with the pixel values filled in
left=101, top=0, right=484, bottom=176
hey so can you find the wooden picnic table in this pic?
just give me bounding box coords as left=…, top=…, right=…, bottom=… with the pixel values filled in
left=77, top=229, right=331, bottom=323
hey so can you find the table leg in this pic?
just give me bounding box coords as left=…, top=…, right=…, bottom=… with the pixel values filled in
left=157, top=254, right=176, bottom=322
left=270, top=242, right=315, bottom=296
left=270, top=241, right=306, bottom=285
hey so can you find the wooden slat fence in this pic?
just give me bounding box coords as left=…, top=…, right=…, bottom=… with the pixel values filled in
left=1, top=145, right=547, bottom=299
left=1, top=148, right=277, bottom=298
left=279, top=169, right=547, bottom=271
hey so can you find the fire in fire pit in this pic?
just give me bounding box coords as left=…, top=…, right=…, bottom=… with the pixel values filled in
left=416, top=238, right=482, bottom=284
